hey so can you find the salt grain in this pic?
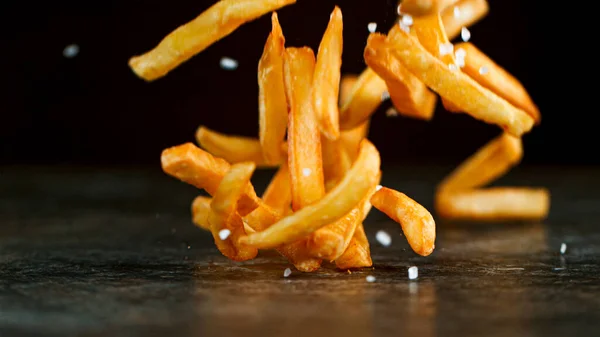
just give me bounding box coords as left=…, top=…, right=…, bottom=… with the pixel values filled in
left=368, top=22, right=377, bottom=33
left=479, top=65, right=489, bottom=75
left=63, top=44, right=80, bottom=58
left=461, top=27, right=471, bottom=42
left=366, top=275, right=376, bottom=282
left=448, top=64, right=459, bottom=71
left=381, top=91, right=390, bottom=101
left=376, top=185, right=383, bottom=191
left=399, top=22, right=410, bottom=33
left=218, top=229, right=231, bottom=240
left=439, top=43, right=454, bottom=56
left=453, top=6, right=461, bottom=18
left=376, top=230, right=392, bottom=247
left=219, top=57, right=238, bottom=70
left=283, top=268, right=292, bottom=277
left=302, top=168, right=312, bottom=177
left=408, top=266, right=418, bottom=280
left=455, top=48, right=466, bottom=59
left=385, top=107, right=399, bottom=117
left=560, top=243, right=567, bottom=254
left=401, top=14, right=413, bottom=26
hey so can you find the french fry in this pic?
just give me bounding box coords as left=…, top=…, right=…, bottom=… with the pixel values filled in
left=455, top=42, right=541, bottom=123
left=441, top=0, right=489, bottom=40
left=436, top=187, right=550, bottom=221
left=340, top=122, right=370, bottom=162
left=339, top=68, right=388, bottom=130
left=241, top=139, right=381, bottom=248
left=371, top=187, right=436, bottom=256
left=262, top=163, right=292, bottom=214
left=191, top=195, right=212, bottom=231
left=312, top=6, right=344, bottom=140
left=335, top=223, right=373, bottom=269
left=322, top=137, right=353, bottom=192
left=386, top=28, right=534, bottom=137
left=258, top=13, right=289, bottom=164
left=400, top=0, right=460, bottom=16
left=208, top=162, right=258, bottom=261
left=364, top=33, right=437, bottom=120
left=339, top=75, right=358, bottom=106
left=437, top=133, right=522, bottom=193
left=196, top=126, right=280, bottom=167
left=161, top=143, right=259, bottom=216
left=128, top=0, right=297, bottom=81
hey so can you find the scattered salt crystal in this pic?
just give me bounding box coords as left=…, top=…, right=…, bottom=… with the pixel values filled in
left=218, top=229, right=231, bottom=240
left=448, top=64, right=459, bottom=71
left=560, top=243, right=567, bottom=254
left=453, top=6, right=461, bottom=18
left=63, top=44, right=80, bottom=58
left=366, top=275, right=376, bottom=282
left=399, top=22, right=410, bottom=33
left=385, top=107, right=399, bottom=117
left=219, top=57, right=238, bottom=70
left=439, top=43, right=454, bottom=56
left=376, top=230, right=392, bottom=247
left=456, top=58, right=465, bottom=68
left=283, top=268, right=292, bottom=277
left=455, top=48, right=466, bottom=59
left=478, top=65, right=489, bottom=75
left=187, top=245, right=191, bottom=249
left=381, top=91, right=390, bottom=101
left=302, top=168, right=312, bottom=177
left=367, top=22, right=377, bottom=33
left=461, top=27, right=471, bottom=42
left=408, top=266, right=418, bottom=280
left=401, top=14, right=413, bottom=26
left=376, top=185, right=383, bottom=191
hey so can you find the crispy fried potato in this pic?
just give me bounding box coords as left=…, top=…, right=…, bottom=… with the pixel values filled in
left=438, top=133, right=522, bottom=193
left=335, top=223, right=373, bottom=269
left=196, top=126, right=281, bottom=167
left=128, top=0, right=297, bottom=81
left=338, top=75, right=370, bottom=160
left=436, top=187, right=550, bottom=221
left=456, top=42, right=541, bottom=122
left=371, top=187, right=436, bottom=256
left=262, top=163, right=292, bottom=214
left=364, top=33, right=436, bottom=120
left=313, top=6, right=343, bottom=140
left=339, top=74, right=358, bottom=106
left=191, top=195, right=212, bottom=231
left=240, top=139, right=380, bottom=248
left=161, top=143, right=259, bottom=216
left=208, top=162, right=258, bottom=261
left=322, top=137, right=352, bottom=192
left=339, top=68, right=388, bottom=130
left=441, top=0, right=489, bottom=40
left=400, top=0, right=460, bottom=16
left=258, top=13, right=289, bottom=164
left=386, top=28, right=534, bottom=137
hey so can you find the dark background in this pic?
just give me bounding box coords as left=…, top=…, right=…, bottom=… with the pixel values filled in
left=2, top=0, right=593, bottom=167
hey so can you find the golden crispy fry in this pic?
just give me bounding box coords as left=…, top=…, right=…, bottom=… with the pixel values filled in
left=339, top=68, right=388, bottom=130
left=411, top=14, right=461, bottom=112
left=284, top=47, right=326, bottom=210
left=400, top=0, right=460, bottom=16
left=371, top=187, right=436, bottom=256
left=340, top=122, right=369, bottom=162
left=128, top=0, right=297, bottom=81
left=322, top=137, right=352, bottom=192
left=196, top=126, right=281, bottom=167
left=241, top=139, right=380, bottom=248
left=313, top=6, right=344, bottom=140
left=436, top=187, right=550, bottom=221
left=386, top=28, right=534, bottom=137
left=438, top=133, right=522, bottom=193
left=161, top=143, right=259, bottom=216
left=191, top=195, right=212, bottom=231
left=364, top=33, right=436, bottom=120
left=335, top=223, right=373, bottom=269
left=441, top=0, right=489, bottom=40
left=262, top=163, right=292, bottom=214
left=208, top=162, right=258, bottom=261
left=339, top=74, right=358, bottom=105
left=456, top=42, right=541, bottom=123
left=258, top=13, right=289, bottom=164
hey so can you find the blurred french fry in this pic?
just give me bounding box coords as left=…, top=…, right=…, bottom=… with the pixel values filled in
left=400, top=0, right=460, bottom=16
left=340, top=122, right=370, bottom=162
left=208, top=162, right=258, bottom=261
left=339, top=68, right=388, bottom=130
left=441, top=0, right=489, bottom=40
left=339, top=74, right=358, bottom=105
left=313, top=6, right=344, bottom=140
left=258, top=13, right=289, bottom=164
left=196, top=126, right=281, bottom=167
left=436, top=187, right=550, bottom=221
left=191, top=195, right=212, bottom=231
left=161, top=143, right=259, bottom=215
left=335, top=223, right=373, bottom=269
left=371, top=187, right=436, bottom=256
left=386, top=27, right=534, bottom=137
left=438, top=133, right=522, bottom=193
left=241, top=139, right=380, bottom=248
left=128, top=0, right=297, bottom=81
left=364, top=33, right=436, bottom=120
left=262, top=163, right=292, bottom=214
left=456, top=42, right=541, bottom=123
left=322, top=137, right=353, bottom=192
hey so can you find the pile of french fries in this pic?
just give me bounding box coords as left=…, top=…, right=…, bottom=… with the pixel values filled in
left=129, top=0, right=549, bottom=272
